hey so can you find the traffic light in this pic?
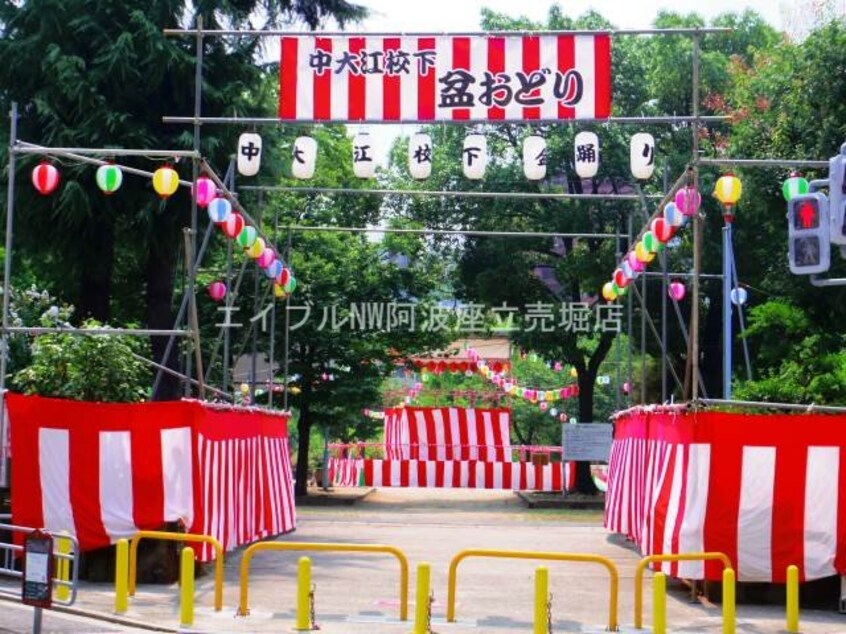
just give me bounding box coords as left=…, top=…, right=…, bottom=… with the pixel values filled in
left=829, top=142, right=846, bottom=245
left=788, top=193, right=830, bottom=275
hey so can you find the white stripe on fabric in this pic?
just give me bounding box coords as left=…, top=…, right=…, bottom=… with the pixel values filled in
left=482, top=411, right=494, bottom=461
left=99, top=431, right=135, bottom=541
left=469, top=36, right=488, bottom=120
left=399, top=37, right=418, bottom=119
left=466, top=409, right=478, bottom=460
left=540, top=36, right=559, bottom=120
left=431, top=409, right=446, bottom=460
left=542, top=464, right=552, bottom=491
left=414, top=410, right=428, bottom=460
left=330, top=38, right=348, bottom=120
left=525, top=463, right=536, bottom=491
left=443, top=461, right=454, bottom=489
left=296, top=37, right=315, bottom=120
left=390, top=460, right=401, bottom=487
left=499, top=411, right=511, bottom=461
left=661, top=446, right=685, bottom=572
left=619, top=439, right=633, bottom=534
left=274, top=439, right=293, bottom=533
left=39, top=428, right=74, bottom=534
left=161, top=427, right=193, bottom=529
left=434, top=37, right=452, bottom=120
left=371, top=460, right=382, bottom=487
left=573, top=35, right=596, bottom=119
left=804, top=446, right=840, bottom=579
left=678, top=444, right=711, bottom=578
left=409, top=460, right=419, bottom=487
left=474, top=462, right=485, bottom=489
left=226, top=440, right=236, bottom=548
left=426, top=460, right=437, bottom=488
left=737, top=446, right=776, bottom=581
left=504, top=37, right=523, bottom=120
left=649, top=443, right=673, bottom=557
left=493, top=462, right=503, bottom=489
left=267, top=438, right=282, bottom=535
left=198, top=436, right=210, bottom=559
left=400, top=408, right=411, bottom=459
left=365, top=37, right=384, bottom=120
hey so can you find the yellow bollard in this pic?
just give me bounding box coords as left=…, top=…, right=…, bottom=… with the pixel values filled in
left=723, top=568, right=736, bottom=634
left=180, top=547, right=195, bottom=628
left=296, top=557, right=312, bottom=631
left=114, top=539, right=128, bottom=614
left=652, top=572, right=667, bottom=634
left=786, top=564, right=799, bottom=633
left=56, top=531, right=71, bottom=602
left=534, top=566, right=549, bottom=634
left=413, top=562, right=431, bottom=634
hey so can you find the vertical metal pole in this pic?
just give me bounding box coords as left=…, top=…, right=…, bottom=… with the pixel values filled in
left=690, top=31, right=702, bottom=402
left=661, top=164, right=669, bottom=402
left=731, top=245, right=753, bottom=380
left=614, top=215, right=622, bottom=413
left=268, top=196, right=277, bottom=407
left=0, top=102, right=17, bottom=489
left=640, top=257, right=647, bottom=405
left=222, top=159, right=235, bottom=396
left=32, top=607, right=43, bottom=634
left=250, top=255, right=258, bottom=403
left=626, top=208, right=634, bottom=406
left=184, top=229, right=205, bottom=400
left=283, top=227, right=293, bottom=410
left=722, top=222, right=733, bottom=399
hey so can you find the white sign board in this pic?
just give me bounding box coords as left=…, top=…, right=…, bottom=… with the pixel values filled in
left=562, top=423, right=613, bottom=462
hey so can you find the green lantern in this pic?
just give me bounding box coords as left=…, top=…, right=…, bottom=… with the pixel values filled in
left=782, top=173, right=809, bottom=201
left=236, top=226, right=258, bottom=249
left=95, top=163, right=123, bottom=194
left=283, top=276, right=297, bottom=294
left=642, top=230, right=664, bottom=254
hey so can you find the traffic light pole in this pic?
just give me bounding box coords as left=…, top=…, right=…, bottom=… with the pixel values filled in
left=722, top=221, right=733, bottom=399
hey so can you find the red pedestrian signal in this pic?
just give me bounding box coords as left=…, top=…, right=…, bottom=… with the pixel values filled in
left=788, top=193, right=830, bottom=275
left=796, top=200, right=818, bottom=229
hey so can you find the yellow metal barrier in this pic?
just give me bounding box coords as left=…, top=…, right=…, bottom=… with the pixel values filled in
left=55, top=531, right=71, bottom=602
left=413, top=562, right=431, bottom=634
left=723, top=568, right=736, bottom=634
left=237, top=541, right=409, bottom=621
left=652, top=572, right=666, bottom=634
left=634, top=552, right=733, bottom=629
left=786, top=564, right=799, bottom=633
left=128, top=530, right=223, bottom=612
left=296, top=557, right=311, bottom=631
left=446, top=549, right=619, bottom=631
left=180, top=546, right=195, bottom=628
left=534, top=566, right=549, bottom=634
left=115, top=538, right=129, bottom=615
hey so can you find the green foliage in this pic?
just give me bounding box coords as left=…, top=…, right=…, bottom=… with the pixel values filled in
left=12, top=320, right=151, bottom=402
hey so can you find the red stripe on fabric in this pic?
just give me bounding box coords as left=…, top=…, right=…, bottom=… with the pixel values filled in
left=457, top=409, right=468, bottom=461
left=552, top=463, right=562, bottom=491
left=364, top=459, right=373, bottom=486
left=452, top=461, right=461, bottom=488
left=535, top=463, right=544, bottom=491
left=417, top=460, right=427, bottom=487
left=382, top=459, right=391, bottom=486
left=557, top=35, right=575, bottom=120
left=9, top=396, right=44, bottom=532
left=348, top=37, right=366, bottom=121
left=383, top=37, right=401, bottom=120
left=522, top=36, right=541, bottom=120
left=424, top=410, right=438, bottom=461
left=408, top=411, right=420, bottom=461
left=261, top=440, right=274, bottom=542
left=279, top=37, right=299, bottom=119
left=467, top=461, right=477, bottom=488
left=131, top=426, right=164, bottom=531
left=703, top=442, right=743, bottom=580
left=503, top=462, right=513, bottom=490
left=435, top=461, right=445, bottom=487
left=475, top=414, right=487, bottom=462
left=771, top=444, right=807, bottom=581
left=650, top=445, right=676, bottom=560
left=417, top=37, right=436, bottom=120
left=487, top=37, right=505, bottom=120
left=593, top=34, right=612, bottom=119
left=669, top=445, right=690, bottom=577
left=484, top=462, right=494, bottom=489
left=71, top=426, right=108, bottom=550
left=313, top=38, right=332, bottom=120
left=451, top=37, right=471, bottom=120
left=837, top=447, right=846, bottom=576
left=400, top=461, right=410, bottom=487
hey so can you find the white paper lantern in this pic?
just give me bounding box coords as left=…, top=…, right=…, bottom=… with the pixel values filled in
left=292, top=136, right=317, bottom=179
left=408, top=133, right=433, bottom=180
left=630, top=133, right=656, bottom=180
left=574, top=131, right=599, bottom=179
left=352, top=132, right=376, bottom=179
left=523, top=135, right=547, bottom=181
left=237, top=132, right=262, bottom=177
left=462, top=134, right=487, bottom=180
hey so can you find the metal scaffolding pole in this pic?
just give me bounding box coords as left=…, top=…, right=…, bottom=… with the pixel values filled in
left=165, top=27, right=734, bottom=37
left=690, top=31, right=702, bottom=402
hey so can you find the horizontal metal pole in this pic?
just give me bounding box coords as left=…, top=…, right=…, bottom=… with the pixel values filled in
left=697, top=158, right=829, bottom=169
left=3, top=327, right=191, bottom=336
left=810, top=274, right=846, bottom=287
left=164, top=27, right=733, bottom=37
left=240, top=185, right=663, bottom=201
left=642, top=271, right=723, bottom=279
left=287, top=225, right=617, bottom=239
left=130, top=352, right=233, bottom=401
left=163, top=115, right=730, bottom=126
left=699, top=398, right=846, bottom=414
left=13, top=145, right=199, bottom=159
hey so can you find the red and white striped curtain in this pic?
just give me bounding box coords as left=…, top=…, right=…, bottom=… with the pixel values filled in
left=605, top=408, right=846, bottom=582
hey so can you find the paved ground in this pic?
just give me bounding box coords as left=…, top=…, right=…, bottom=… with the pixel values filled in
left=4, top=488, right=846, bottom=633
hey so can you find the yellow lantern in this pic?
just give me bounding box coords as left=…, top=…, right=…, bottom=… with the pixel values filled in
left=273, top=283, right=287, bottom=299
left=714, top=173, right=742, bottom=208
left=569, top=367, right=578, bottom=378
left=635, top=241, right=656, bottom=264
left=152, top=165, right=180, bottom=199
left=247, top=237, right=266, bottom=259
left=602, top=281, right=617, bottom=302
left=545, top=391, right=555, bottom=402
left=509, top=385, right=518, bottom=396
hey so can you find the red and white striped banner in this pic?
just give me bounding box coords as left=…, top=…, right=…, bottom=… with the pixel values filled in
left=9, top=395, right=295, bottom=562
left=605, top=408, right=846, bottom=582
left=384, top=407, right=512, bottom=462
left=279, top=34, right=611, bottom=122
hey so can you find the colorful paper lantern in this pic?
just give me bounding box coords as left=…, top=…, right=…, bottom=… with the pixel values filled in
left=669, top=280, right=686, bottom=301
left=207, top=197, right=232, bottom=224
left=574, top=131, right=599, bottom=179
left=782, top=172, right=809, bottom=201
left=663, top=202, right=685, bottom=227
left=283, top=275, right=297, bottom=294
left=642, top=230, right=663, bottom=254
left=237, top=226, right=258, bottom=249
left=247, top=237, right=266, bottom=259
left=32, top=162, right=60, bottom=195
left=569, top=367, right=578, bottom=378
left=627, top=251, right=645, bottom=273
left=193, top=175, right=216, bottom=207
left=222, top=213, right=245, bottom=239
left=462, top=134, right=487, bottom=180
left=277, top=267, right=291, bottom=287
left=523, top=135, right=547, bottom=181
left=651, top=217, right=674, bottom=243
left=152, top=165, right=179, bottom=198
left=730, top=287, right=748, bottom=306
left=352, top=132, right=376, bottom=179
left=292, top=136, right=317, bottom=179
left=265, top=259, right=283, bottom=279
left=95, top=163, right=123, bottom=195
left=408, top=133, right=433, bottom=180
left=613, top=268, right=630, bottom=289
left=257, top=247, right=276, bottom=269
left=208, top=281, right=227, bottom=302
left=273, top=283, right=287, bottom=299
left=237, top=132, right=262, bottom=177
left=540, top=402, right=549, bottom=412
left=714, top=173, right=742, bottom=208
left=630, top=133, right=656, bottom=180
left=635, top=241, right=655, bottom=263
left=675, top=186, right=702, bottom=217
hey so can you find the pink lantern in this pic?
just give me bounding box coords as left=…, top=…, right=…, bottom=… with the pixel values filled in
left=208, top=281, right=227, bottom=302
left=553, top=362, right=562, bottom=372
left=651, top=217, right=675, bottom=243
left=193, top=175, right=217, bottom=208
left=669, top=280, right=686, bottom=301
left=257, top=247, right=276, bottom=269
left=222, top=213, right=245, bottom=239
left=622, top=381, right=632, bottom=395
left=32, top=162, right=60, bottom=195
left=540, top=402, right=548, bottom=412
left=627, top=251, right=645, bottom=273
left=613, top=268, right=630, bottom=289
left=675, top=186, right=702, bottom=217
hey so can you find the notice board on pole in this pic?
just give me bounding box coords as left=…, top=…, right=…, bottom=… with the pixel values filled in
left=562, top=423, right=613, bottom=462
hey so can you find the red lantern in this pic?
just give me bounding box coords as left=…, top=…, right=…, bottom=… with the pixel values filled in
left=448, top=362, right=458, bottom=373
left=651, top=217, right=675, bottom=243
left=492, top=361, right=503, bottom=373
left=222, top=213, right=245, bottom=239
left=32, top=162, right=60, bottom=195
left=458, top=361, right=469, bottom=373
left=613, top=268, right=630, bottom=289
